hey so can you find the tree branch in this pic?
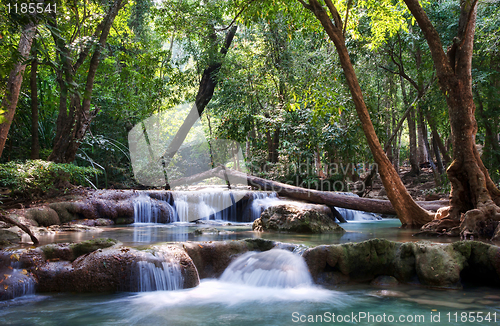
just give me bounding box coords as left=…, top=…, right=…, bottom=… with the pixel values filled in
left=402, top=0, right=452, bottom=78
left=0, top=213, right=39, bottom=245
left=216, top=0, right=256, bottom=31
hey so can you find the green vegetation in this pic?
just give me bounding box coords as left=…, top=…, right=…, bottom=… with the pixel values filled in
left=0, top=1, right=499, bottom=236
left=0, top=160, right=101, bottom=198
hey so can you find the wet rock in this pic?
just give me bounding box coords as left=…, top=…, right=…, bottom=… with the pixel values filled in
left=368, top=290, right=408, bottom=298
left=49, top=202, right=81, bottom=223
left=194, top=227, right=234, bottom=235
left=370, top=275, right=399, bottom=287
left=33, top=245, right=199, bottom=293
left=180, top=239, right=277, bottom=279
left=0, top=229, right=21, bottom=248
left=70, top=219, right=114, bottom=227
left=25, top=207, right=60, bottom=226
left=483, top=295, right=500, bottom=301
left=115, top=217, right=134, bottom=225
left=40, top=238, right=119, bottom=261
left=303, top=239, right=500, bottom=288
left=253, top=203, right=345, bottom=233
left=412, top=241, right=465, bottom=288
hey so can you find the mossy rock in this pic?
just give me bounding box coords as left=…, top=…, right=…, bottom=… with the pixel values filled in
left=49, top=202, right=82, bottom=223
left=25, top=207, right=60, bottom=226
left=70, top=238, right=118, bottom=258
left=115, top=217, right=134, bottom=225
left=40, top=238, right=119, bottom=261
left=253, top=203, right=345, bottom=233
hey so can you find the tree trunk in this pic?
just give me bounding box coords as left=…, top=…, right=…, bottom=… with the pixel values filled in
left=30, top=44, right=39, bottom=159
left=0, top=22, right=36, bottom=158
left=172, top=167, right=447, bottom=214
left=300, top=0, right=434, bottom=227
left=419, top=109, right=441, bottom=185
left=476, top=91, right=500, bottom=168
left=404, top=0, right=500, bottom=240
left=160, top=26, right=237, bottom=172
left=48, top=0, right=127, bottom=163
left=425, top=111, right=452, bottom=164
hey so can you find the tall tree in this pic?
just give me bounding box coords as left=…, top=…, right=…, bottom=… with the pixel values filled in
left=298, top=0, right=434, bottom=226
left=403, top=0, right=500, bottom=239
left=47, top=0, right=128, bottom=163
left=0, top=21, right=36, bottom=157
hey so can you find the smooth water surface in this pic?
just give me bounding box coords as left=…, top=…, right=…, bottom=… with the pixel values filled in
left=22, top=219, right=458, bottom=248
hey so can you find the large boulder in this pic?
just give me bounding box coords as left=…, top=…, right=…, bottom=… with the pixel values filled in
left=180, top=238, right=276, bottom=279
left=303, top=239, right=500, bottom=288
left=253, top=202, right=345, bottom=233
left=33, top=245, right=199, bottom=293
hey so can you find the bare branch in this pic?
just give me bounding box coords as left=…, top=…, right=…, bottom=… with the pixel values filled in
left=216, top=0, right=256, bottom=32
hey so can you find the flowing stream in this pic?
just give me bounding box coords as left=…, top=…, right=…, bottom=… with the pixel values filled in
left=3, top=190, right=499, bottom=325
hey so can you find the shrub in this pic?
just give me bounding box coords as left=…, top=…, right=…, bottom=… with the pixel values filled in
left=0, top=160, right=102, bottom=198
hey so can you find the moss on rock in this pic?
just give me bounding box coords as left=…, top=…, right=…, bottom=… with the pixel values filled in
left=25, top=207, right=60, bottom=226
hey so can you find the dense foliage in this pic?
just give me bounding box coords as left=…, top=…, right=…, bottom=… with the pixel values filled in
left=0, top=0, right=499, bottom=192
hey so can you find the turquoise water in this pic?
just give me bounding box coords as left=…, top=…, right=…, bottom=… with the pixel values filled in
left=23, top=219, right=457, bottom=248
left=1, top=281, right=499, bottom=325
left=6, top=219, right=498, bottom=325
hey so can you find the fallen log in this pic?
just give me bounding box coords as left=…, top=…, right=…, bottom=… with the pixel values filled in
left=169, top=167, right=448, bottom=216
left=213, top=168, right=447, bottom=215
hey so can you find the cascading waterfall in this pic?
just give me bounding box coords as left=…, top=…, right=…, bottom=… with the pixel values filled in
left=0, top=258, right=36, bottom=300
left=336, top=207, right=381, bottom=221
left=137, top=254, right=184, bottom=292
left=220, top=249, right=313, bottom=288
left=173, top=191, right=237, bottom=222
left=249, top=192, right=279, bottom=221
left=334, top=192, right=382, bottom=221
left=133, top=194, right=175, bottom=223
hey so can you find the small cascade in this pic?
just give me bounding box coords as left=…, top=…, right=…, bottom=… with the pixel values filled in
left=137, top=254, right=184, bottom=292
left=173, top=190, right=237, bottom=222
left=249, top=192, right=279, bottom=221
left=0, top=255, right=36, bottom=300
left=133, top=194, right=175, bottom=224
left=336, top=207, right=381, bottom=221
left=220, top=249, right=313, bottom=288
left=334, top=192, right=382, bottom=221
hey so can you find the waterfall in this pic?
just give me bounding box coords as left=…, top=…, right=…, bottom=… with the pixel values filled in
left=249, top=192, right=279, bottom=221
left=133, top=194, right=175, bottom=223
left=137, top=254, right=184, bottom=292
left=0, top=256, right=36, bottom=300
left=336, top=207, right=381, bottom=221
left=135, top=190, right=279, bottom=223
left=220, top=249, right=313, bottom=288
left=334, top=192, right=382, bottom=221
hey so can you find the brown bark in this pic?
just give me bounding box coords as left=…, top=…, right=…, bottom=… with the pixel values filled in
left=476, top=92, right=500, bottom=167
left=425, top=111, right=452, bottom=164
left=0, top=213, right=39, bottom=245
left=300, top=0, right=434, bottom=226
left=0, top=22, right=36, bottom=158
left=48, top=0, right=127, bottom=163
left=160, top=26, right=237, bottom=171
left=404, top=0, right=500, bottom=239
left=170, top=167, right=447, bottom=214
left=30, top=45, right=39, bottom=159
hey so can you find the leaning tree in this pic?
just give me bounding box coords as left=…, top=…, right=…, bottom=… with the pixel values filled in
left=403, top=0, right=500, bottom=240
